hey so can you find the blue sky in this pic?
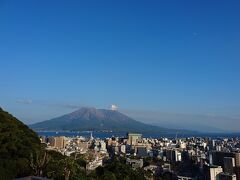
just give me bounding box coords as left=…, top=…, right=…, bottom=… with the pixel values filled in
left=0, top=0, right=240, bottom=131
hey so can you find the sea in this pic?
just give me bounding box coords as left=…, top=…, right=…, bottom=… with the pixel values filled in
left=36, top=131, right=240, bottom=139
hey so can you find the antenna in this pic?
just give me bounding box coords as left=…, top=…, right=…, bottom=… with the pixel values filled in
left=90, top=131, right=93, bottom=140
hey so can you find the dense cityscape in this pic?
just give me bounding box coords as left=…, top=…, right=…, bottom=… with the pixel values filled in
left=1, top=0, right=240, bottom=180
left=39, top=132, right=240, bottom=180
left=1, top=105, right=240, bottom=179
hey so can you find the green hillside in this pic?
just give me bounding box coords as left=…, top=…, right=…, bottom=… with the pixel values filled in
left=0, top=107, right=41, bottom=179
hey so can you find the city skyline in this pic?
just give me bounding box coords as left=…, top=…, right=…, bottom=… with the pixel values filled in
left=0, top=0, right=240, bottom=131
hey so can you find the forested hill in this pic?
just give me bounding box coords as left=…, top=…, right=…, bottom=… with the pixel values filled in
left=0, top=107, right=41, bottom=178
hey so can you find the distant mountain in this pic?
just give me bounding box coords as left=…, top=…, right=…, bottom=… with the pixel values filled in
left=151, top=122, right=226, bottom=133
left=30, top=107, right=186, bottom=133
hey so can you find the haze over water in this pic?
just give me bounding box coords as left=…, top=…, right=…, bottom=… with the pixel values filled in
left=37, top=131, right=240, bottom=139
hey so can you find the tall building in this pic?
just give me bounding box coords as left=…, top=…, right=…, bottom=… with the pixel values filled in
left=120, top=144, right=126, bottom=154
left=224, top=157, right=235, bottom=174
left=90, top=131, right=93, bottom=140
left=210, top=151, right=240, bottom=180
left=48, top=136, right=66, bottom=149
left=210, top=166, right=223, bottom=180
left=48, top=136, right=55, bottom=147
left=204, top=165, right=223, bottom=180
left=235, top=152, right=240, bottom=180
left=209, top=140, right=216, bottom=150
left=219, top=173, right=237, bottom=180
left=166, top=149, right=182, bottom=162
left=235, top=152, right=240, bottom=166
left=55, top=136, right=66, bottom=149
left=127, top=133, right=142, bottom=146
left=100, top=140, right=106, bottom=152
left=77, top=141, right=88, bottom=153
left=136, top=147, right=148, bottom=157
left=236, top=167, right=240, bottom=180
left=211, top=151, right=235, bottom=167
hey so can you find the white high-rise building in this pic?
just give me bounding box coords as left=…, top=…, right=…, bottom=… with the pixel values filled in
left=100, top=141, right=106, bottom=151
left=209, top=166, right=223, bottom=180
left=120, top=145, right=126, bottom=154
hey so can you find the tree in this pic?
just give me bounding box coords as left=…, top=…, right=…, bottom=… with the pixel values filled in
left=29, top=148, right=51, bottom=176
left=102, top=171, right=117, bottom=180
left=0, top=108, right=41, bottom=178
left=46, top=156, right=82, bottom=180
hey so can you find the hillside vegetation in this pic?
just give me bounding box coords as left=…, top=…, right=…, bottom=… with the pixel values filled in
left=0, top=107, right=41, bottom=178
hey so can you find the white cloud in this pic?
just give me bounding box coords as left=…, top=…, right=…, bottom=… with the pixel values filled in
left=110, top=104, right=118, bottom=111
left=16, top=99, right=33, bottom=104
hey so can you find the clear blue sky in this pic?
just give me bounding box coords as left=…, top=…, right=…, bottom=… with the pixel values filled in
left=0, top=0, right=240, bottom=130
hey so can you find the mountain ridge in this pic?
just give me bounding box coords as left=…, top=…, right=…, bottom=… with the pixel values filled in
left=30, top=107, right=190, bottom=133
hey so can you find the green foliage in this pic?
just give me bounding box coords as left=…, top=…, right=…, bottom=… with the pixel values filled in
left=162, top=172, right=173, bottom=180
left=76, top=158, right=87, bottom=169
left=0, top=107, right=87, bottom=179
left=0, top=108, right=41, bottom=178
left=102, top=171, right=117, bottom=180
left=42, top=153, right=87, bottom=180
left=93, top=157, right=146, bottom=180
